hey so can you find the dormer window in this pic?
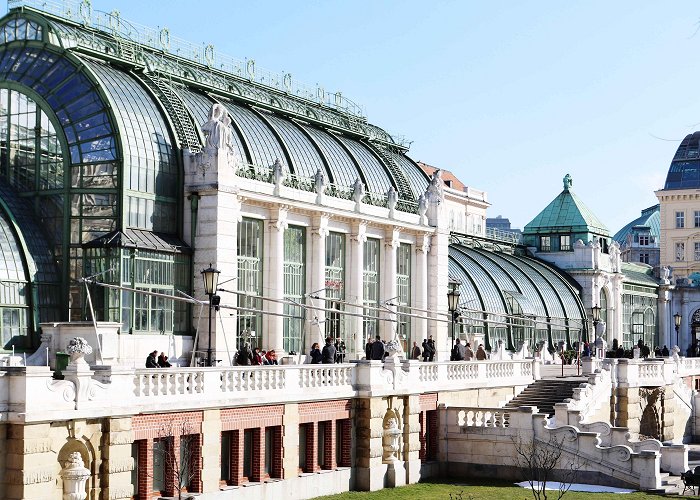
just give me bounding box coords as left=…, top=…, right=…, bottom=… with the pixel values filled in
left=560, top=235, right=571, bottom=251
left=540, top=236, right=551, bottom=252
left=639, top=235, right=649, bottom=246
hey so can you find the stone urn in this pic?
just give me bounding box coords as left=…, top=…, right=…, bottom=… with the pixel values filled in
left=65, top=337, right=93, bottom=365
left=60, top=451, right=90, bottom=500
left=385, top=339, right=403, bottom=359
left=382, top=409, right=402, bottom=463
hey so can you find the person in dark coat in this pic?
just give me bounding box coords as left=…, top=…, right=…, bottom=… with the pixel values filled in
left=310, top=342, right=322, bottom=364
left=365, top=337, right=373, bottom=360
left=157, top=352, right=171, bottom=367
left=322, top=337, right=336, bottom=364
left=427, top=336, right=436, bottom=361
left=371, top=335, right=385, bottom=360
left=146, top=350, right=158, bottom=368
left=236, top=343, right=253, bottom=366
left=421, top=339, right=430, bottom=362
left=662, top=345, right=670, bottom=357
left=411, top=341, right=422, bottom=360
left=450, top=339, right=466, bottom=361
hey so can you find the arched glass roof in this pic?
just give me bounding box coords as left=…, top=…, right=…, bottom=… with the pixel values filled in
left=262, top=113, right=327, bottom=180
left=224, top=103, right=289, bottom=171
left=449, top=242, right=585, bottom=331
left=664, top=132, right=700, bottom=190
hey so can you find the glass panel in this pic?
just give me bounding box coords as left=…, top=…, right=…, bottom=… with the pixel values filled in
left=325, top=232, right=345, bottom=339
left=396, top=243, right=411, bottom=352
left=237, top=218, right=263, bottom=349
left=283, top=226, right=305, bottom=353
left=363, top=238, right=380, bottom=341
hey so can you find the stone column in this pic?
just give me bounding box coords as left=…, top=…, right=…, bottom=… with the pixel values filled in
left=402, top=394, right=422, bottom=484
left=5, top=423, right=55, bottom=499
left=382, top=228, right=399, bottom=341
left=428, top=229, right=450, bottom=360
left=102, top=417, right=134, bottom=500
left=355, top=397, right=389, bottom=491
left=282, top=403, right=300, bottom=479
left=266, top=208, right=288, bottom=354
left=682, top=295, right=690, bottom=351
left=200, top=409, right=222, bottom=493
left=307, top=215, right=329, bottom=350
left=414, top=234, right=430, bottom=342
left=348, top=222, right=367, bottom=358
left=658, top=286, right=671, bottom=348
left=184, top=146, right=240, bottom=365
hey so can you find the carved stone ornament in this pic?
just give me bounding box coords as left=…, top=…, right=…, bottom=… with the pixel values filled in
left=65, top=337, right=93, bottom=364
left=60, top=451, right=90, bottom=500
left=382, top=408, right=402, bottom=463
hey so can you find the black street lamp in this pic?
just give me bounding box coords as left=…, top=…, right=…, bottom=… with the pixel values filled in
left=674, top=312, right=682, bottom=348
left=591, top=305, right=601, bottom=358
left=447, top=281, right=461, bottom=347
left=201, top=264, right=220, bottom=367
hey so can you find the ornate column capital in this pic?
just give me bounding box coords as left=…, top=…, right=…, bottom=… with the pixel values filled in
left=269, top=206, right=289, bottom=231
left=352, top=221, right=368, bottom=244
left=386, top=227, right=400, bottom=250
left=313, top=213, right=331, bottom=239
left=417, top=233, right=431, bottom=254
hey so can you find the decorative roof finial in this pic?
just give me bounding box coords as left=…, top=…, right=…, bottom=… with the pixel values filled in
left=563, top=174, right=572, bottom=191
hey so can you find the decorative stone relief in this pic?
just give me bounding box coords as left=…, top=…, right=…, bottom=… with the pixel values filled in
left=417, top=194, right=428, bottom=225
left=382, top=407, right=402, bottom=463
left=25, top=331, right=52, bottom=366
left=60, top=451, right=90, bottom=500
left=639, top=387, right=664, bottom=441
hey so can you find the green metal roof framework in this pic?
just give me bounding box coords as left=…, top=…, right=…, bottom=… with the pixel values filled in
left=448, top=236, right=587, bottom=352
left=0, top=1, right=432, bottom=340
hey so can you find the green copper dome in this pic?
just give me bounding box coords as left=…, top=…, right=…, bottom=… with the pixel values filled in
left=524, top=174, right=609, bottom=237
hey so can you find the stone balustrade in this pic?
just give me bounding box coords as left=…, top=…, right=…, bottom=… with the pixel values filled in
left=582, top=357, right=681, bottom=387
left=442, top=405, right=664, bottom=491
left=0, top=358, right=537, bottom=422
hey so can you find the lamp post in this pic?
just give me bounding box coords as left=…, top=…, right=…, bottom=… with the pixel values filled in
left=201, top=264, right=220, bottom=367
left=591, top=305, right=601, bottom=358
left=447, top=281, right=461, bottom=349
left=674, top=312, right=682, bottom=349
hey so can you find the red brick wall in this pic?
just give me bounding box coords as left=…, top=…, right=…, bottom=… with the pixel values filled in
left=427, top=410, right=438, bottom=460
left=229, top=429, right=244, bottom=485
left=189, top=433, right=203, bottom=493
left=270, top=426, right=283, bottom=478
left=132, top=411, right=203, bottom=440
left=304, top=422, right=320, bottom=473
left=136, top=439, right=152, bottom=499
left=322, top=420, right=336, bottom=470
left=221, top=405, right=284, bottom=431
left=251, top=427, right=264, bottom=482
left=419, top=393, right=438, bottom=411
left=298, top=400, right=351, bottom=423
left=419, top=412, right=426, bottom=462
left=338, top=419, right=352, bottom=467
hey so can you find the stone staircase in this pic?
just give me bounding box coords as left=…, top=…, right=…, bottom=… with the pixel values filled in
left=503, top=378, right=587, bottom=416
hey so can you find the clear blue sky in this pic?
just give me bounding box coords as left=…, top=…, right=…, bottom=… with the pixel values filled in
left=14, top=0, right=700, bottom=233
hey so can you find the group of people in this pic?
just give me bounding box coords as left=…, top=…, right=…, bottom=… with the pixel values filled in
left=233, top=343, right=280, bottom=366
left=309, top=337, right=347, bottom=364
left=448, top=339, right=487, bottom=361
left=145, top=350, right=172, bottom=368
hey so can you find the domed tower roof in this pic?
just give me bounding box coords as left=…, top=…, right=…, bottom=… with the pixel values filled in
left=523, top=174, right=609, bottom=237
left=663, top=132, right=700, bottom=189
left=613, top=204, right=660, bottom=245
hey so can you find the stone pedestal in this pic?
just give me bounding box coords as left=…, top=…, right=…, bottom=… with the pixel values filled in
left=386, top=461, right=406, bottom=487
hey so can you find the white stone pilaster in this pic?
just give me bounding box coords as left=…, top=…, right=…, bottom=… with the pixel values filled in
left=348, top=222, right=367, bottom=358
left=428, top=229, right=450, bottom=360
left=185, top=147, right=240, bottom=366
left=307, top=215, right=329, bottom=350
left=382, top=227, right=399, bottom=341
left=414, top=234, right=430, bottom=343
left=266, top=207, right=288, bottom=354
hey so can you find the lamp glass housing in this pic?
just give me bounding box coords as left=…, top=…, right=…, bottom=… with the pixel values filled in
left=447, top=282, right=460, bottom=312
left=591, top=305, right=601, bottom=322
left=201, top=264, right=220, bottom=296
left=674, top=312, right=682, bottom=327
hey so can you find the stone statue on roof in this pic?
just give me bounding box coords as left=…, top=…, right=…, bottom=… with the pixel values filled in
left=563, top=173, right=573, bottom=191
left=272, top=158, right=285, bottom=195
left=426, top=169, right=444, bottom=204
left=352, top=178, right=365, bottom=206
left=202, top=103, right=228, bottom=150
